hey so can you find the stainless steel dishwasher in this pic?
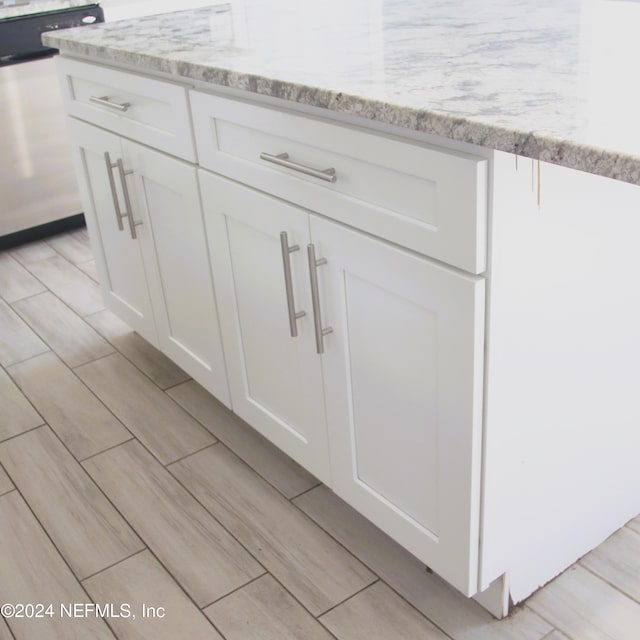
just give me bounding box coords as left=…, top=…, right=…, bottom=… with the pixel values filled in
left=0, top=3, right=104, bottom=248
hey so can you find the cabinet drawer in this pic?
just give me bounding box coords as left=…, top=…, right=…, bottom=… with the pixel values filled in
left=57, top=58, right=195, bottom=161
left=191, top=91, right=487, bottom=273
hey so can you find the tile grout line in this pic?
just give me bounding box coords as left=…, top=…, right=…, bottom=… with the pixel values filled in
left=8, top=290, right=118, bottom=367
left=78, top=437, right=136, bottom=465
left=9, top=242, right=98, bottom=309
left=5, top=353, right=137, bottom=464
left=287, top=480, right=323, bottom=502
left=577, top=562, right=640, bottom=607
left=164, top=386, right=321, bottom=501
left=79, top=547, right=149, bottom=583
left=198, top=570, right=268, bottom=611
left=523, top=604, right=573, bottom=640
left=73, top=319, right=193, bottom=395
left=160, top=440, right=220, bottom=469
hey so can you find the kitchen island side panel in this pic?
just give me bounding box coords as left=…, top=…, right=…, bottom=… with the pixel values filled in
left=482, top=151, right=640, bottom=602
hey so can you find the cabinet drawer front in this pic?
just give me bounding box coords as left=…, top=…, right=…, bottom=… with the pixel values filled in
left=57, top=58, right=195, bottom=161
left=191, top=91, right=487, bottom=273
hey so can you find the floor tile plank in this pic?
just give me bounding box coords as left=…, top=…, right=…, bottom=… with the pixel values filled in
left=528, top=564, right=640, bottom=640
left=170, top=445, right=375, bottom=616
left=320, top=581, right=449, bottom=640
left=75, top=353, right=212, bottom=464
left=294, top=486, right=552, bottom=640
left=7, top=352, right=131, bottom=460
left=47, top=228, right=93, bottom=265
left=580, top=526, right=640, bottom=603
left=77, top=259, right=99, bottom=283
left=204, top=574, right=333, bottom=640
left=0, top=253, right=46, bottom=303
left=0, top=427, right=144, bottom=580
left=0, top=463, right=13, bottom=495
left=83, top=550, right=223, bottom=640
left=627, top=514, right=640, bottom=535
left=0, top=297, right=49, bottom=367
left=86, top=309, right=190, bottom=389
left=12, top=292, right=114, bottom=368
left=0, top=365, right=44, bottom=441
left=168, top=380, right=318, bottom=499
left=83, top=440, right=263, bottom=607
left=23, top=254, right=104, bottom=317
left=9, top=240, right=57, bottom=265
left=0, top=491, right=116, bottom=640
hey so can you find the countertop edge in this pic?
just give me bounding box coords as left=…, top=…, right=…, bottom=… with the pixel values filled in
left=45, top=37, right=640, bottom=186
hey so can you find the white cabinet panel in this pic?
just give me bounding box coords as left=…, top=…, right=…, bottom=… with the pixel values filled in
left=200, top=171, right=330, bottom=483
left=68, top=118, right=157, bottom=343
left=311, top=215, right=486, bottom=596
left=68, top=118, right=229, bottom=404
left=123, top=140, right=229, bottom=404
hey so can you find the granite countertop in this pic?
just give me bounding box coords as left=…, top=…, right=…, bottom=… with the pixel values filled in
left=42, top=0, right=640, bottom=185
left=0, top=0, right=95, bottom=20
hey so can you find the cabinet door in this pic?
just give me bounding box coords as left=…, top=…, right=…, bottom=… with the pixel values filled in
left=122, top=140, right=230, bottom=406
left=200, top=171, right=330, bottom=484
left=311, top=216, right=485, bottom=596
left=67, top=118, right=157, bottom=343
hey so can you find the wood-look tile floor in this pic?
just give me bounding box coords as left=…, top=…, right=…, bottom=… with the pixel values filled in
left=1, top=227, right=639, bottom=640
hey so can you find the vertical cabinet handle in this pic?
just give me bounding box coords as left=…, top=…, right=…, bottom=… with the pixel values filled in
left=307, top=243, right=333, bottom=354
left=280, top=232, right=306, bottom=337
left=116, top=158, right=142, bottom=240
left=104, top=152, right=125, bottom=231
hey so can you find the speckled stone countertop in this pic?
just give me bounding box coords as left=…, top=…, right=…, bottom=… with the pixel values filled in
left=0, top=0, right=95, bottom=20
left=43, top=0, right=640, bottom=185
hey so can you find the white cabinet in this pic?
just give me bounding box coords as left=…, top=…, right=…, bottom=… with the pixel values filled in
left=200, top=171, right=485, bottom=594
left=68, top=118, right=157, bottom=343
left=56, top=54, right=640, bottom=616
left=68, top=117, right=230, bottom=405
left=201, top=173, right=330, bottom=483
left=313, top=215, right=485, bottom=595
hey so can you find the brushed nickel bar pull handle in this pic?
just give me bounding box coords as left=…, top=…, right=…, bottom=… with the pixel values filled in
left=280, top=232, right=306, bottom=337
left=104, top=152, right=125, bottom=231
left=116, top=158, right=142, bottom=240
left=260, top=152, right=337, bottom=183
left=307, top=243, right=333, bottom=354
left=90, top=95, right=131, bottom=112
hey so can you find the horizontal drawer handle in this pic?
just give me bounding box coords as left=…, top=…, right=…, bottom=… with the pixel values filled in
left=260, top=152, right=337, bottom=183
left=89, top=95, right=131, bottom=112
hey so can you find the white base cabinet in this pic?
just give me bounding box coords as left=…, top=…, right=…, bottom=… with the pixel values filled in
left=57, top=56, right=640, bottom=618
left=200, top=171, right=486, bottom=595
left=68, top=118, right=229, bottom=404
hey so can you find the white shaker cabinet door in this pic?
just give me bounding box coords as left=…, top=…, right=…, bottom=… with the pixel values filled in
left=67, top=118, right=157, bottom=344
left=200, top=171, right=330, bottom=484
left=311, top=215, right=486, bottom=596
left=122, top=140, right=230, bottom=405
